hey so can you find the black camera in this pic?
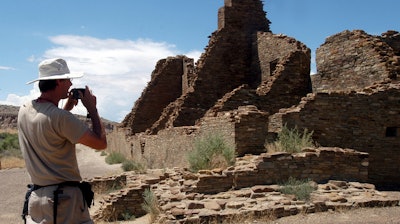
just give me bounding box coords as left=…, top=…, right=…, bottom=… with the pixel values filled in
left=71, top=88, right=85, bottom=100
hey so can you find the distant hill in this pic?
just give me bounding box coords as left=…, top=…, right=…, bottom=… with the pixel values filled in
left=0, top=104, right=117, bottom=132
left=0, top=104, right=19, bottom=115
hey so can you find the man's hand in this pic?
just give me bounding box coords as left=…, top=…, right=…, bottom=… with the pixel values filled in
left=63, top=92, right=79, bottom=111
left=78, top=85, right=107, bottom=150
left=80, top=86, right=97, bottom=114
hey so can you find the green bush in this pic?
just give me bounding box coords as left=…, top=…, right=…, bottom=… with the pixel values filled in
left=0, top=133, right=22, bottom=158
left=279, top=177, right=316, bottom=201
left=120, top=210, right=135, bottom=221
left=142, top=188, right=160, bottom=222
left=187, top=133, right=236, bottom=172
left=100, top=151, right=107, bottom=156
left=105, top=152, right=126, bottom=164
left=121, top=160, right=146, bottom=173
left=0, top=133, right=19, bottom=151
left=267, top=125, right=314, bottom=153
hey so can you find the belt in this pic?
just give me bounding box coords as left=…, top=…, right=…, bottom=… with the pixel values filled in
left=32, top=181, right=80, bottom=191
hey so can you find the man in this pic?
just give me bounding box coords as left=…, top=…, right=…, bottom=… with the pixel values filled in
left=18, top=58, right=107, bottom=224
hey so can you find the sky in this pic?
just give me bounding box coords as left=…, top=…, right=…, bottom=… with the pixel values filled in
left=1, top=0, right=399, bottom=122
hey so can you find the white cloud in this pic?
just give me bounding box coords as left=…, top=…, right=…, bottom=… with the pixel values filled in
left=49, top=35, right=180, bottom=122
left=4, top=35, right=201, bottom=122
left=0, top=88, right=40, bottom=106
left=0, top=66, right=15, bottom=70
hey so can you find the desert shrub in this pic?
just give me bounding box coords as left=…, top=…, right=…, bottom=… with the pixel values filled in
left=100, top=151, right=107, bottom=156
left=279, top=177, right=316, bottom=201
left=267, top=125, right=314, bottom=153
left=122, top=160, right=146, bottom=173
left=142, top=188, right=160, bottom=222
left=0, top=133, right=20, bottom=152
left=120, top=210, right=135, bottom=221
left=187, top=133, right=236, bottom=172
left=105, top=152, right=126, bottom=164
left=0, top=133, right=22, bottom=160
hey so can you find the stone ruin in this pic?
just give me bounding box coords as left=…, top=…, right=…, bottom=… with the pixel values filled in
left=108, top=0, right=400, bottom=188
left=89, top=148, right=399, bottom=223
left=99, top=0, right=400, bottom=222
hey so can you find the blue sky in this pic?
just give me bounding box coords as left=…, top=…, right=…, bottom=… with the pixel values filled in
left=1, top=0, right=399, bottom=122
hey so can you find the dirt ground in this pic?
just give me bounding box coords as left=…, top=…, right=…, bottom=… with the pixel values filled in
left=1, top=145, right=399, bottom=224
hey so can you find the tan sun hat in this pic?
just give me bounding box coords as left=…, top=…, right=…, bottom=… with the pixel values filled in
left=26, top=58, right=84, bottom=84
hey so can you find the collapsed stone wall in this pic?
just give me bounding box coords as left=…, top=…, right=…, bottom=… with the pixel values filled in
left=204, top=33, right=312, bottom=118
left=91, top=148, right=372, bottom=222
left=201, top=105, right=269, bottom=156
left=381, top=30, right=400, bottom=55
left=313, top=30, right=400, bottom=92
left=121, top=0, right=271, bottom=135
left=269, top=82, right=400, bottom=187
left=195, top=147, right=368, bottom=193
left=108, top=126, right=199, bottom=169
left=121, top=56, right=191, bottom=134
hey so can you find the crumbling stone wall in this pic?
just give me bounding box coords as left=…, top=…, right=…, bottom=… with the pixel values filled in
left=90, top=174, right=127, bottom=194
left=91, top=148, right=370, bottom=222
left=121, top=56, right=190, bottom=134
left=381, top=30, right=400, bottom=55
left=313, top=30, right=399, bottom=92
left=92, top=184, right=149, bottom=222
left=195, top=148, right=368, bottom=193
left=270, top=82, right=400, bottom=187
left=141, top=0, right=271, bottom=134
left=107, top=126, right=200, bottom=169
left=256, top=32, right=311, bottom=84
left=111, top=106, right=270, bottom=167
left=201, top=105, right=269, bottom=156
left=204, top=34, right=312, bottom=118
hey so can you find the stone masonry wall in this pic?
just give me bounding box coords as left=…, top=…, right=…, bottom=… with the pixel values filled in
left=121, top=56, right=189, bottom=134
left=256, top=32, right=310, bottom=84
left=204, top=34, right=312, bottom=119
left=108, top=126, right=199, bottom=169
left=270, top=82, right=400, bottom=187
left=195, top=147, right=368, bottom=193
left=381, top=30, right=400, bottom=55
left=146, top=0, right=271, bottom=134
left=92, top=184, right=149, bottom=222
left=109, top=106, right=270, bottom=168
left=313, top=30, right=400, bottom=92
left=201, top=105, right=269, bottom=156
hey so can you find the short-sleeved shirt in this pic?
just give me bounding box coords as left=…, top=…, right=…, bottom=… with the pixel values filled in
left=18, top=100, right=89, bottom=186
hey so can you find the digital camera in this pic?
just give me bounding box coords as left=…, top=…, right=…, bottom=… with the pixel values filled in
left=71, top=88, right=85, bottom=100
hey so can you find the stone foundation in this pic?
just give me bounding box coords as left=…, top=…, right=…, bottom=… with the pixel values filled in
left=90, top=147, right=376, bottom=222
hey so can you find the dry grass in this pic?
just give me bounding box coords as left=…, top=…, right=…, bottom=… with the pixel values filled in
left=1, top=156, right=25, bottom=169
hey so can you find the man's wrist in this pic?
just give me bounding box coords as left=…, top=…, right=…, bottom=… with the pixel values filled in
left=88, top=108, right=98, bottom=115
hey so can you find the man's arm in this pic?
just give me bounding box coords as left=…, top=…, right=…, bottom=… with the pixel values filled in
left=78, top=109, right=107, bottom=150
left=77, top=86, right=107, bottom=150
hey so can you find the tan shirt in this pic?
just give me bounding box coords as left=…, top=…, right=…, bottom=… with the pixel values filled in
left=18, top=100, right=88, bottom=186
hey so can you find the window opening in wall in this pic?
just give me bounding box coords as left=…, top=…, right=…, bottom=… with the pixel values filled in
left=385, top=127, right=398, bottom=137
left=140, top=140, right=145, bottom=154
left=269, top=59, right=278, bottom=76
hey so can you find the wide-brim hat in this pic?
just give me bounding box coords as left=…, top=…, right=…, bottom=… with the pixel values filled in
left=26, top=58, right=84, bottom=84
